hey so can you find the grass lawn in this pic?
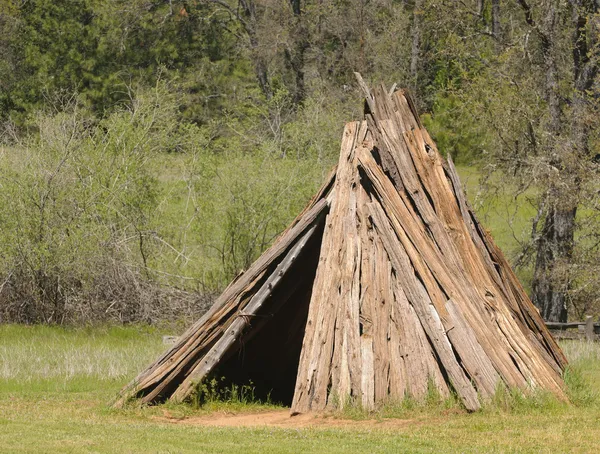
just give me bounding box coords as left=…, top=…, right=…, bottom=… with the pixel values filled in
left=1, top=325, right=600, bottom=453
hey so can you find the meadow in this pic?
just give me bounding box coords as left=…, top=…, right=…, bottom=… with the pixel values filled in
left=0, top=324, right=599, bottom=453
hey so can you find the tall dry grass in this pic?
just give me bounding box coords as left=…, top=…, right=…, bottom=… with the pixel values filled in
left=0, top=325, right=167, bottom=392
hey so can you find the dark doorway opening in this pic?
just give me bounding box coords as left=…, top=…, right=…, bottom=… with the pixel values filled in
left=214, top=226, right=323, bottom=406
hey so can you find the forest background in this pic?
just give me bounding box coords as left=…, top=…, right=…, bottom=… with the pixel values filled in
left=0, top=0, right=598, bottom=325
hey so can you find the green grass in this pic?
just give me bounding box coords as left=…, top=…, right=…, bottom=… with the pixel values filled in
left=1, top=326, right=600, bottom=453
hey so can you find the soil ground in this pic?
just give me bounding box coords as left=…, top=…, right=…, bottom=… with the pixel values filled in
left=154, top=408, right=424, bottom=429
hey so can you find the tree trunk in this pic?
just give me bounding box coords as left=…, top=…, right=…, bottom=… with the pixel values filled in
left=530, top=0, right=598, bottom=322
left=571, top=0, right=598, bottom=158
left=251, top=38, right=272, bottom=100
left=532, top=204, right=576, bottom=322
left=542, top=5, right=562, bottom=133
left=525, top=1, right=567, bottom=321
left=477, top=0, right=486, bottom=18
left=491, top=0, right=500, bottom=38
left=285, top=0, right=307, bottom=105
left=205, top=0, right=272, bottom=99
left=410, top=0, right=424, bottom=91
left=242, top=0, right=272, bottom=99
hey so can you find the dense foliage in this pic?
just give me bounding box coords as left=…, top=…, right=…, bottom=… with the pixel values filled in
left=0, top=0, right=598, bottom=324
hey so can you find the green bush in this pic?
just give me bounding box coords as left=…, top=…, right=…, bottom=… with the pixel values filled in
left=0, top=86, right=208, bottom=323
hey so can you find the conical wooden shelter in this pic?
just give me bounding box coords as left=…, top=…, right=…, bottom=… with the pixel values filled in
left=115, top=76, right=567, bottom=413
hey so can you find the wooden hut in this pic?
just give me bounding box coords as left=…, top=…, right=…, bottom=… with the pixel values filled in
left=115, top=75, right=567, bottom=413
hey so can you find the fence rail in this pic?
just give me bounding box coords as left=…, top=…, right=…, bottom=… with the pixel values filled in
left=545, top=316, right=599, bottom=342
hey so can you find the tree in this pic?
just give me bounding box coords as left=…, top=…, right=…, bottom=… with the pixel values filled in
left=419, top=0, right=599, bottom=321
left=1, top=0, right=238, bottom=121
left=411, top=0, right=424, bottom=91
left=0, top=1, right=21, bottom=120
left=515, top=0, right=598, bottom=322
left=283, top=0, right=308, bottom=105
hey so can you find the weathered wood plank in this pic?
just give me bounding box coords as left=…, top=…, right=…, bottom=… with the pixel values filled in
left=357, top=147, right=532, bottom=392
left=361, top=336, right=375, bottom=410
left=292, top=121, right=363, bottom=414
left=368, top=200, right=481, bottom=411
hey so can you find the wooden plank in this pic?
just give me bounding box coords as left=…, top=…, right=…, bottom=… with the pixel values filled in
left=546, top=321, right=600, bottom=330
left=368, top=200, right=481, bottom=411
left=585, top=316, right=595, bottom=342
left=371, top=223, right=391, bottom=403
left=445, top=299, right=500, bottom=399
left=384, top=244, right=408, bottom=401
left=292, top=121, right=363, bottom=414
left=354, top=72, right=375, bottom=114
left=443, top=151, right=567, bottom=378
left=361, top=336, right=375, bottom=410
left=546, top=322, right=587, bottom=329
left=362, top=87, right=566, bottom=400
left=342, top=189, right=363, bottom=403
left=358, top=148, right=525, bottom=391
left=391, top=280, right=449, bottom=400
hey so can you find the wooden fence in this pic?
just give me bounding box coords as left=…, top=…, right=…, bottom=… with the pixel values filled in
left=545, top=316, right=600, bottom=342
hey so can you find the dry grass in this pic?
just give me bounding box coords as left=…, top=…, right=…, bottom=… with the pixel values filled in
left=0, top=325, right=166, bottom=392
left=561, top=339, right=600, bottom=363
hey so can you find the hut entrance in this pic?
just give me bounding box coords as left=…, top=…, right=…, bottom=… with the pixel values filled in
left=214, top=228, right=322, bottom=405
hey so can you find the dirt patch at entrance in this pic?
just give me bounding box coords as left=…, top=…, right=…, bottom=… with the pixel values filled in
left=153, top=409, right=429, bottom=430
